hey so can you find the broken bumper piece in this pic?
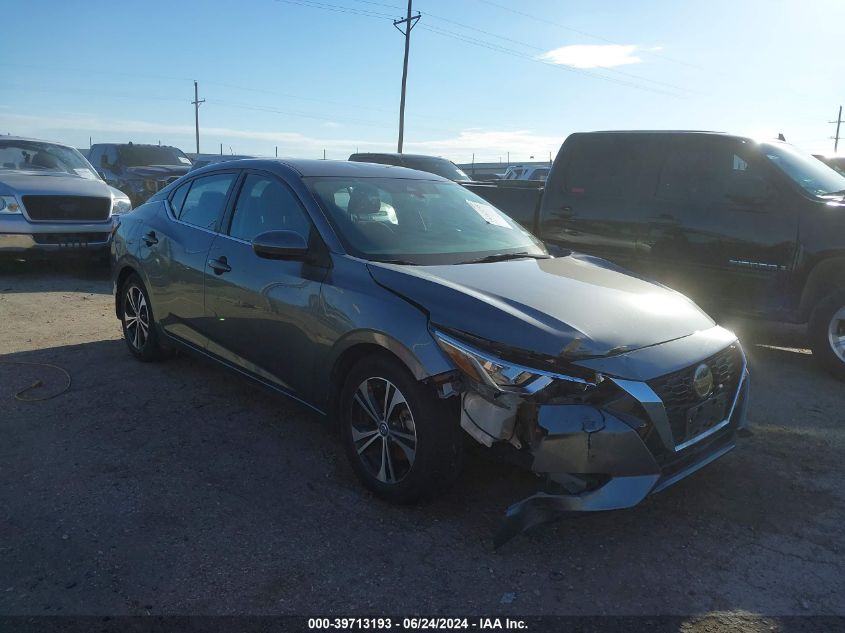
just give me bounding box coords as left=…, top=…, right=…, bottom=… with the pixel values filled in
left=494, top=366, right=750, bottom=547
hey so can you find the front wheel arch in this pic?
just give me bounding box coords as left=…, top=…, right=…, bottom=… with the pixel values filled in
left=115, top=265, right=138, bottom=319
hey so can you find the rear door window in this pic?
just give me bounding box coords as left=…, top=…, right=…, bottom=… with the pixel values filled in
left=168, top=181, right=191, bottom=217
left=178, top=172, right=236, bottom=231
left=561, top=136, right=660, bottom=198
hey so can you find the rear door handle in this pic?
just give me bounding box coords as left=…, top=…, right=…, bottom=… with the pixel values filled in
left=553, top=206, right=575, bottom=219
left=142, top=231, right=158, bottom=246
left=207, top=256, right=231, bottom=275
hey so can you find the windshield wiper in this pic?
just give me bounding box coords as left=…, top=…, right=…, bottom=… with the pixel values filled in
left=458, top=252, right=551, bottom=265
left=371, top=258, right=417, bottom=265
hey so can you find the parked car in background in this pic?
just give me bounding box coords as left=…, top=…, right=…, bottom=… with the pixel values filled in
left=89, top=142, right=192, bottom=206
left=501, top=164, right=551, bottom=181
left=112, top=158, right=749, bottom=543
left=349, top=152, right=471, bottom=182
left=466, top=131, right=845, bottom=379
left=0, top=136, right=132, bottom=255
left=814, top=154, right=845, bottom=176
left=189, top=154, right=255, bottom=171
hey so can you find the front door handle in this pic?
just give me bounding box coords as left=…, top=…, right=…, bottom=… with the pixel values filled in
left=553, top=206, right=575, bottom=219
left=142, top=231, right=158, bottom=246
left=208, top=256, right=231, bottom=275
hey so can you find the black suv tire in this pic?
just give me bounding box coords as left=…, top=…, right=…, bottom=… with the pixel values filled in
left=339, top=354, right=463, bottom=504
left=809, top=289, right=845, bottom=380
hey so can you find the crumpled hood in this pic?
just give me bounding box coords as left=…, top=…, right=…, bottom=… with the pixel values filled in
left=121, top=165, right=190, bottom=180
left=0, top=171, right=113, bottom=197
left=367, top=253, right=715, bottom=360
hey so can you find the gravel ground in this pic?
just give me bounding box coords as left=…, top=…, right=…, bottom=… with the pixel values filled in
left=0, top=257, right=843, bottom=622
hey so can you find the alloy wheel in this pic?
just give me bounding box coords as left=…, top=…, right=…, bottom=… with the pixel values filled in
left=123, top=285, right=150, bottom=351
left=349, top=377, right=418, bottom=485
left=829, top=306, right=845, bottom=363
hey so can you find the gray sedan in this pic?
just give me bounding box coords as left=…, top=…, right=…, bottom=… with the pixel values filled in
left=112, top=159, right=749, bottom=543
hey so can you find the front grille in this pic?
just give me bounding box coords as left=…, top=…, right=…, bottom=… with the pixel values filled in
left=32, top=232, right=111, bottom=245
left=647, top=345, right=743, bottom=447
left=23, top=195, right=111, bottom=222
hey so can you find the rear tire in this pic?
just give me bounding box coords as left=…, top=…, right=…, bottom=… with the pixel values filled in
left=339, top=354, right=463, bottom=504
left=120, top=274, right=166, bottom=362
left=808, top=289, right=845, bottom=380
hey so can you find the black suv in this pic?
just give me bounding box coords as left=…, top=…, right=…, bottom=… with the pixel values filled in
left=466, top=131, right=845, bottom=378
left=349, top=152, right=471, bottom=182
left=89, top=142, right=192, bottom=206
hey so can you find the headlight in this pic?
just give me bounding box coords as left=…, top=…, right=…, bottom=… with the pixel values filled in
left=433, top=330, right=598, bottom=395
left=111, top=195, right=133, bottom=215
left=144, top=179, right=159, bottom=193
left=0, top=195, right=22, bottom=214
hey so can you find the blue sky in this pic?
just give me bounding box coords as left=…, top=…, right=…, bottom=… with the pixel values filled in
left=4, top=0, right=845, bottom=163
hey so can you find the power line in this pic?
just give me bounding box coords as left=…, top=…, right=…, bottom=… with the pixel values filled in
left=830, top=105, right=842, bottom=153
left=350, top=0, right=692, bottom=93
left=418, top=24, right=684, bottom=97
left=476, top=0, right=704, bottom=70
left=276, top=0, right=688, bottom=96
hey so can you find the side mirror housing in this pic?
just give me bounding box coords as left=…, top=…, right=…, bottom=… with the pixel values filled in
left=252, top=230, right=309, bottom=260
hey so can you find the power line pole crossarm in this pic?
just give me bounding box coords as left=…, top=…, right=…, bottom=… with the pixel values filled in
left=394, top=0, right=420, bottom=154
left=192, top=80, right=205, bottom=155
left=830, top=105, right=843, bottom=154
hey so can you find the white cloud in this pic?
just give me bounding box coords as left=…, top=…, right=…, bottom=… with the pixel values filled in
left=538, top=44, right=643, bottom=69
left=0, top=112, right=561, bottom=163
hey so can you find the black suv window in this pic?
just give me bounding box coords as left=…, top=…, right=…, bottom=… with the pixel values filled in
left=561, top=136, right=660, bottom=197
left=228, top=174, right=311, bottom=242
left=178, top=173, right=236, bottom=230
left=656, top=139, right=766, bottom=202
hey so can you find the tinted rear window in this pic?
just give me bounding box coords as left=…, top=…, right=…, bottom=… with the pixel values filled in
left=557, top=136, right=662, bottom=197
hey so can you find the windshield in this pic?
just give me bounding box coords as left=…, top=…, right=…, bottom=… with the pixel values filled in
left=403, top=157, right=471, bottom=182
left=117, top=145, right=192, bottom=167
left=762, top=142, right=845, bottom=196
left=307, top=176, right=546, bottom=265
left=0, top=140, right=99, bottom=179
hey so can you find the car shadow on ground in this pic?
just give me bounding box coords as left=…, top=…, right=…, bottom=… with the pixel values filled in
left=0, top=255, right=111, bottom=294
left=1, top=335, right=843, bottom=615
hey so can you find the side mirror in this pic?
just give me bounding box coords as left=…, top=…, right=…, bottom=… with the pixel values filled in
left=725, top=175, right=771, bottom=205
left=252, top=230, right=309, bottom=260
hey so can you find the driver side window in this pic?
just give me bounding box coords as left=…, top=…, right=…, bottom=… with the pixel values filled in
left=228, top=174, right=312, bottom=243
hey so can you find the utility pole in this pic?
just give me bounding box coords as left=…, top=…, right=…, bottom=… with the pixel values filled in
left=831, top=105, right=843, bottom=153
left=394, top=0, right=420, bottom=153
left=191, top=80, right=205, bottom=155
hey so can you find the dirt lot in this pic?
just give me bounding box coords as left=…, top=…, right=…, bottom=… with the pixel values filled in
left=0, top=257, right=843, bottom=621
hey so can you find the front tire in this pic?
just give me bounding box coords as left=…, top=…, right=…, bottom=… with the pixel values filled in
left=809, top=289, right=845, bottom=380
left=120, top=274, right=165, bottom=362
left=339, top=355, right=462, bottom=504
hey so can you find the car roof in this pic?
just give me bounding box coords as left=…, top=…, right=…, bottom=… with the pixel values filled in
left=351, top=152, right=451, bottom=161
left=194, top=158, right=450, bottom=180
left=91, top=142, right=181, bottom=148
left=575, top=130, right=757, bottom=141
left=1, top=135, right=75, bottom=148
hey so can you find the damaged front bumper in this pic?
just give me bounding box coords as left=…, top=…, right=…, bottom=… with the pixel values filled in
left=440, top=326, right=751, bottom=546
